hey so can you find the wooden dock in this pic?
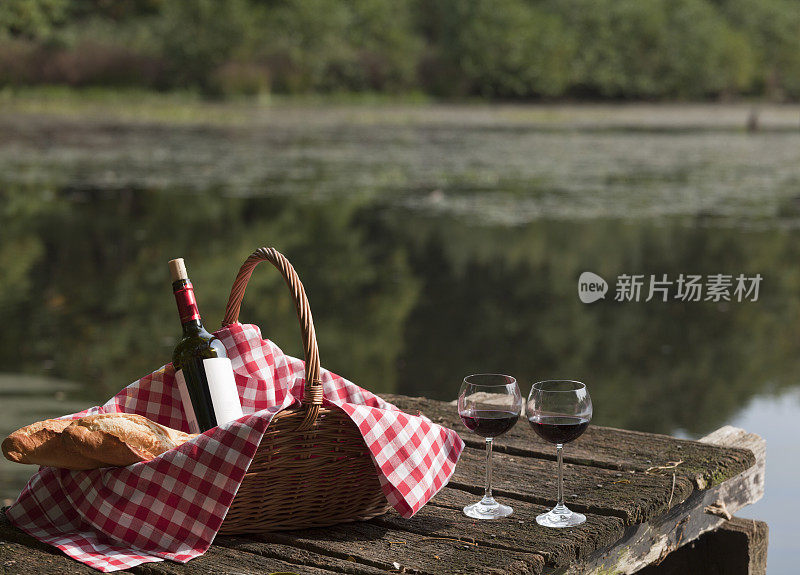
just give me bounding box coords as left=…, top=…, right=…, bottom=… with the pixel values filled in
left=0, top=395, right=767, bottom=574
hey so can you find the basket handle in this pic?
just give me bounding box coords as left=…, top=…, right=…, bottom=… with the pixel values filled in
left=222, top=247, right=322, bottom=431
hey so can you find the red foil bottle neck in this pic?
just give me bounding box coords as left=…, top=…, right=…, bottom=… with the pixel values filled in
left=174, top=281, right=201, bottom=323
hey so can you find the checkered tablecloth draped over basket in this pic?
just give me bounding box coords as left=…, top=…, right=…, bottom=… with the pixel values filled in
left=5, top=322, right=465, bottom=572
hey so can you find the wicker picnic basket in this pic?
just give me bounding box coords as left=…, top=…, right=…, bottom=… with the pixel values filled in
left=218, top=247, right=391, bottom=534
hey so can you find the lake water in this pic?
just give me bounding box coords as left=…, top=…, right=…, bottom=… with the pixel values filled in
left=0, top=103, right=798, bottom=572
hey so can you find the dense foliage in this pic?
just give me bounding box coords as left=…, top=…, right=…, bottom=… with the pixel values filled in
left=0, top=0, right=798, bottom=99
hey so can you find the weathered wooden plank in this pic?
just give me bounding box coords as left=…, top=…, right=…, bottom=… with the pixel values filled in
left=382, top=487, right=627, bottom=567
left=452, top=445, right=694, bottom=524
left=0, top=509, right=132, bottom=574
left=0, top=506, right=389, bottom=575
left=221, top=513, right=546, bottom=575
left=0, top=539, right=98, bottom=575
left=213, top=485, right=623, bottom=572
left=212, top=535, right=402, bottom=575
left=129, top=544, right=352, bottom=575
left=561, top=426, right=764, bottom=575
left=0, top=509, right=387, bottom=575
left=698, top=425, right=765, bottom=499
left=714, top=516, right=768, bottom=575
left=382, top=395, right=755, bottom=489
left=209, top=485, right=623, bottom=573
left=634, top=517, right=768, bottom=575
left=0, top=396, right=763, bottom=575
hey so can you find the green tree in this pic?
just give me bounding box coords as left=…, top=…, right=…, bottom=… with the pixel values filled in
left=414, top=0, right=576, bottom=98
left=660, top=0, right=756, bottom=97
left=0, top=0, right=68, bottom=39
left=556, top=0, right=756, bottom=98
left=258, top=0, right=421, bottom=93
left=556, top=0, right=670, bottom=98
left=456, top=0, right=575, bottom=98
left=158, top=0, right=254, bottom=91
left=720, top=0, right=800, bottom=98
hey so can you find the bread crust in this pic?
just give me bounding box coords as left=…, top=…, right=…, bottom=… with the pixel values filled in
left=3, top=413, right=197, bottom=470
left=62, top=413, right=195, bottom=465
left=1, top=418, right=102, bottom=470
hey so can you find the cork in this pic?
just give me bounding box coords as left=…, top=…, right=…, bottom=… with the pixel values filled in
left=168, top=258, right=188, bottom=281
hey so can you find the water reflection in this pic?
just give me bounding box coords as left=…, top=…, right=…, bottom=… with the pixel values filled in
left=397, top=217, right=800, bottom=437
left=1, top=112, right=799, bottom=528
left=1, top=185, right=797, bottom=441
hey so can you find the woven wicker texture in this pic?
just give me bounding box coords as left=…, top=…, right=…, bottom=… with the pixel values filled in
left=219, top=247, right=390, bottom=533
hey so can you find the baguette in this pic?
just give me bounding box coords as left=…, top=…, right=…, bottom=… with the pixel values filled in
left=62, top=413, right=196, bottom=466
left=2, top=418, right=103, bottom=470
left=2, top=413, right=197, bottom=470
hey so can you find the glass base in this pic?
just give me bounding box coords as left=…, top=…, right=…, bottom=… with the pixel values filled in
left=463, top=496, right=514, bottom=519
left=536, top=503, right=586, bottom=528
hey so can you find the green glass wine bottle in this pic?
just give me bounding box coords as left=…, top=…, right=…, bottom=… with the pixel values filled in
left=169, top=258, right=243, bottom=433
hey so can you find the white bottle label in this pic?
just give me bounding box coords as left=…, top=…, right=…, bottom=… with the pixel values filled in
left=203, top=357, right=244, bottom=425
left=175, top=357, right=243, bottom=434
left=175, top=368, right=201, bottom=434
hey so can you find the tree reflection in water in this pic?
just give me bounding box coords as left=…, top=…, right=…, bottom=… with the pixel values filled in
left=1, top=185, right=797, bottom=437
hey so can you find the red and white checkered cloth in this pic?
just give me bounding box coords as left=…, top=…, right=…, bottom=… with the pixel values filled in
left=5, top=323, right=464, bottom=572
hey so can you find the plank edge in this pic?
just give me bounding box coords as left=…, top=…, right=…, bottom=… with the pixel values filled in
left=560, top=425, right=765, bottom=575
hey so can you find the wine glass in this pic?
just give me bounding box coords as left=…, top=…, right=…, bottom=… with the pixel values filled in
left=526, top=380, right=593, bottom=528
left=458, top=374, right=522, bottom=519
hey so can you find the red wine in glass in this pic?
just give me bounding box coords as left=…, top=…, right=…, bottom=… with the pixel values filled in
left=526, top=380, right=593, bottom=528
left=458, top=374, right=523, bottom=519
left=528, top=415, right=589, bottom=444
left=461, top=410, right=519, bottom=438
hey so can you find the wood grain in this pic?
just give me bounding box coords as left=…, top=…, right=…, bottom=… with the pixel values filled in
left=0, top=400, right=763, bottom=575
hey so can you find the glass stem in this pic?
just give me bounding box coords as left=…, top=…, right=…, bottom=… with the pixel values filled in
left=484, top=437, right=493, bottom=501
left=556, top=443, right=564, bottom=508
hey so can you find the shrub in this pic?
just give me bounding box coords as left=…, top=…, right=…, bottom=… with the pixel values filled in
left=158, top=0, right=253, bottom=91
left=257, top=0, right=421, bottom=94
left=455, top=0, right=576, bottom=98
left=0, top=38, right=164, bottom=88
left=0, top=0, right=797, bottom=100
left=208, top=61, right=270, bottom=97
left=0, top=38, right=39, bottom=85
left=556, top=0, right=758, bottom=99
left=0, top=0, right=68, bottom=40
left=45, top=41, right=164, bottom=86
left=721, top=0, right=800, bottom=99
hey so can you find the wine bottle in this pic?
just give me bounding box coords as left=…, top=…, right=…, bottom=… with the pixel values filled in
left=169, top=258, right=243, bottom=433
